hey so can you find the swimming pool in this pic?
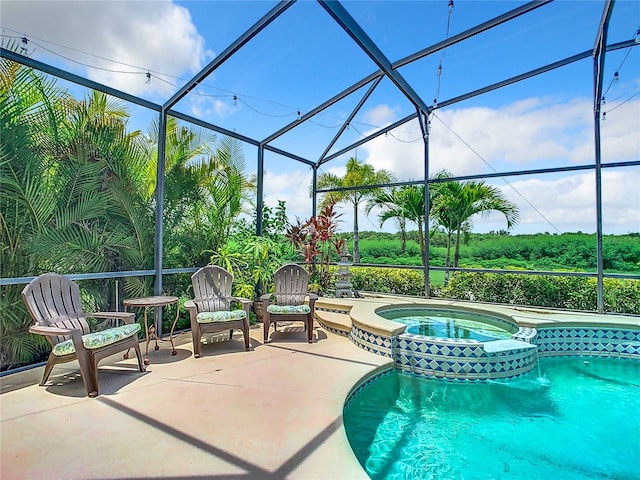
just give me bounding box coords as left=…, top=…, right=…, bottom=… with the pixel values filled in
left=344, top=356, right=640, bottom=480
left=378, top=307, right=517, bottom=341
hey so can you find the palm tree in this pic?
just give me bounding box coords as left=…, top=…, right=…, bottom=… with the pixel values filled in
left=142, top=119, right=253, bottom=268
left=366, top=185, right=428, bottom=263
left=431, top=174, right=519, bottom=282
left=0, top=54, right=69, bottom=368
left=317, top=157, right=394, bottom=262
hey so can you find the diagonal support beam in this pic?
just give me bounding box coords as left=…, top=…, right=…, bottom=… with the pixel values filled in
left=318, top=0, right=431, bottom=115
left=317, top=75, right=383, bottom=165
left=262, top=72, right=383, bottom=145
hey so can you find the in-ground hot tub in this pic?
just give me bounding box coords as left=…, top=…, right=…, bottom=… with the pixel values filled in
left=377, top=305, right=538, bottom=380
left=380, top=306, right=518, bottom=341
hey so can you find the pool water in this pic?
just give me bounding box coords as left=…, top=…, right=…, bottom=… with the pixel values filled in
left=379, top=308, right=516, bottom=341
left=344, top=357, right=640, bottom=480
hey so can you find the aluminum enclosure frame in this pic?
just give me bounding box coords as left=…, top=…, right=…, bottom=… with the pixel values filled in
left=2, top=0, right=638, bottom=315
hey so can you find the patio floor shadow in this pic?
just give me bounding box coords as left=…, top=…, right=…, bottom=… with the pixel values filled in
left=1, top=324, right=390, bottom=480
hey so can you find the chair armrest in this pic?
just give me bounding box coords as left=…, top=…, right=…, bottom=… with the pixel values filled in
left=307, top=293, right=318, bottom=310
left=232, top=297, right=253, bottom=315
left=29, top=324, right=81, bottom=337
left=183, top=299, right=198, bottom=330
left=90, top=311, right=135, bottom=324
left=260, top=293, right=274, bottom=311
left=232, top=296, right=252, bottom=305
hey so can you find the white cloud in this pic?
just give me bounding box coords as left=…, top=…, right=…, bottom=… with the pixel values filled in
left=468, top=169, right=640, bottom=234
left=362, top=104, right=400, bottom=126
left=189, top=95, right=236, bottom=122
left=363, top=96, right=639, bottom=182
left=262, top=169, right=315, bottom=221
left=353, top=96, right=639, bottom=234
left=2, top=0, right=212, bottom=97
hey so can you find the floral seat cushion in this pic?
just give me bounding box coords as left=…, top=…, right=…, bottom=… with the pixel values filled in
left=196, top=309, right=247, bottom=324
left=266, top=304, right=311, bottom=315
left=52, top=323, right=141, bottom=357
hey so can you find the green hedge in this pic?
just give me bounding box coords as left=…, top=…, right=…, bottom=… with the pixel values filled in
left=350, top=267, right=427, bottom=296
left=440, top=272, right=640, bottom=315
left=345, top=266, right=640, bottom=315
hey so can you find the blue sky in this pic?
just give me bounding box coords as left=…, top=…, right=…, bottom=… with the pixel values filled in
left=2, top=0, right=639, bottom=235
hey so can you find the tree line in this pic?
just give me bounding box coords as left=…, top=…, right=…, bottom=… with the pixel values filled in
left=354, top=231, right=640, bottom=275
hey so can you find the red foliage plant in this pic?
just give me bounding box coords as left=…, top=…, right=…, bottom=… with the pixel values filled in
left=286, top=201, right=343, bottom=291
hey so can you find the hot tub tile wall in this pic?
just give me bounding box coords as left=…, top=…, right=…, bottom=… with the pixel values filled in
left=318, top=322, right=350, bottom=337
left=535, top=327, right=640, bottom=358
left=350, top=324, right=393, bottom=357
left=393, top=333, right=538, bottom=380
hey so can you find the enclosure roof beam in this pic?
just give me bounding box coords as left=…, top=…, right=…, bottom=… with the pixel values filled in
left=163, top=0, right=296, bottom=110
left=593, top=0, right=615, bottom=104
left=260, top=1, right=550, bottom=157
left=168, top=109, right=315, bottom=165
left=168, top=109, right=261, bottom=147
left=0, top=48, right=161, bottom=111
left=311, top=0, right=551, bottom=167
left=318, top=0, right=431, bottom=115
left=392, top=0, right=552, bottom=70
left=264, top=144, right=316, bottom=166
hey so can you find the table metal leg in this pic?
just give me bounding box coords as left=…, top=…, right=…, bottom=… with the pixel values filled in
left=169, top=302, right=179, bottom=355
left=143, top=307, right=151, bottom=365
left=152, top=306, right=161, bottom=351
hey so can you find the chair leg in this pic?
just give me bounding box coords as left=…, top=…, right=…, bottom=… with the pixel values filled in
left=307, top=314, right=313, bottom=343
left=132, top=340, right=146, bottom=372
left=229, top=329, right=234, bottom=341
left=263, top=315, right=270, bottom=343
left=192, top=324, right=201, bottom=358
left=243, top=323, right=250, bottom=351
left=40, top=354, right=57, bottom=386
left=76, top=350, right=99, bottom=398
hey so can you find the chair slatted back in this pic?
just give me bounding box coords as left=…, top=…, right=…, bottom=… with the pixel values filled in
left=273, top=264, right=309, bottom=305
left=191, top=266, right=233, bottom=312
left=22, top=273, right=91, bottom=345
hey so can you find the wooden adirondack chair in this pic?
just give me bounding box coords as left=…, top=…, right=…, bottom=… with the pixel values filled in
left=184, top=266, right=251, bottom=358
left=22, top=273, right=145, bottom=398
left=261, top=264, right=317, bottom=343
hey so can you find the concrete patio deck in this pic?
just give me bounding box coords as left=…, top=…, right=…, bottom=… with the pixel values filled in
left=1, top=322, right=390, bottom=479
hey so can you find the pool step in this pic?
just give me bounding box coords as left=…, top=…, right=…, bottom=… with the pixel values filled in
left=483, top=339, right=538, bottom=354
left=315, top=310, right=352, bottom=336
